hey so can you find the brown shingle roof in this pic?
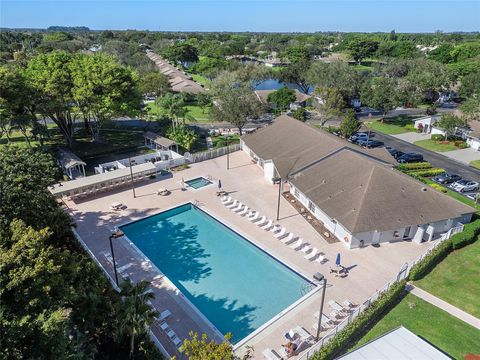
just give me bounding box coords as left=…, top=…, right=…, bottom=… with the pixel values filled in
left=255, top=89, right=311, bottom=104
left=143, top=131, right=176, bottom=148
left=290, top=149, right=474, bottom=233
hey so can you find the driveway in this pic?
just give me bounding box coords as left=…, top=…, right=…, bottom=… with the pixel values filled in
left=393, top=132, right=430, bottom=143
left=373, top=132, right=480, bottom=182
left=443, top=148, right=480, bottom=165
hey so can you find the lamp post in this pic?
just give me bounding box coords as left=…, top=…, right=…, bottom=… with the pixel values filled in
left=314, top=272, right=327, bottom=341
left=129, top=158, right=136, bottom=198
left=109, top=229, right=124, bottom=287
left=274, top=177, right=282, bottom=220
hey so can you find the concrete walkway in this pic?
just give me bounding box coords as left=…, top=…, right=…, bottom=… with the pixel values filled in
left=407, top=283, right=480, bottom=330
left=442, top=148, right=480, bottom=165
left=393, top=132, right=430, bottom=143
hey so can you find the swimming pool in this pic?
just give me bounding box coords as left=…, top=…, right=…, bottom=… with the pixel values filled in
left=120, top=203, right=313, bottom=343
left=185, top=176, right=213, bottom=189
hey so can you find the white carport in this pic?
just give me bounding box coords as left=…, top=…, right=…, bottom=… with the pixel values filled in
left=57, top=148, right=86, bottom=179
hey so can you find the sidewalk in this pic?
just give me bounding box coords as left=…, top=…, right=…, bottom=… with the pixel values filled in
left=407, top=283, right=480, bottom=330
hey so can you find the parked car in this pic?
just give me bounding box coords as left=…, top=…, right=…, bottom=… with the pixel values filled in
left=433, top=172, right=462, bottom=184
left=397, top=153, right=424, bottom=163
left=358, top=139, right=384, bottom=148
left=392, top=150, right=405, bottom=159
left=385, top=146, right=397, bottom=155
left=348, top=132, right=375, bottom=143
left=450, top=180, right=479, bottom=192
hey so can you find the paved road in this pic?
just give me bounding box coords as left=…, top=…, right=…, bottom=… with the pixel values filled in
left=373, top=132, right=480, bottom=183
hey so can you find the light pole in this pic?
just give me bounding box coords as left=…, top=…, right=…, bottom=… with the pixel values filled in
left=275, top=178, right=282, bottom=220
left=226, top=129, right=230, bottom=170
left=109, top=229, right=124, bottom=287
left=314, top=272, right=327, bottom=341
left=129, top=158, right=136, bottom=198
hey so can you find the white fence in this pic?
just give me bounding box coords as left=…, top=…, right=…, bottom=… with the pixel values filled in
left=297, top=224, right=463, bottom=360
left=186, top=143, right=241, bottom=163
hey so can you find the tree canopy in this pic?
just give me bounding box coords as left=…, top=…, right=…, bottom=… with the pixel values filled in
left=267, top=87, right=296, bottom=110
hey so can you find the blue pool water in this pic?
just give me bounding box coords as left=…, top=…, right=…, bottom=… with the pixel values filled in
left=120, top=204, right=312, bottom=343
left=185, top=177, right=213, bottom=189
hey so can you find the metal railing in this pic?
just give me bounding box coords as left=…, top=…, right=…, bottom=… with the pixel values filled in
left=186, top=144, right=241, bottom=163
left=297, top=225, right=462, bottom=359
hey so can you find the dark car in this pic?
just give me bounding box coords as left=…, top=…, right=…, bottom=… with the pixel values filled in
left=385, top=146, right=396, bottom=155
left=433, top=172, right=462, bottom=184
left=392, top=150, right=405, bottom=159
left=359, top=139, right=384, bottom=148
left=397, top=153, right=424, bottom=163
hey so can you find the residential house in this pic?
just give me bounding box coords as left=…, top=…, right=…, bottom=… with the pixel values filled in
left=413, top=115, right=441, bottom=134
left=241, top=115, right=474, bottom=249
left=254, top=89, right=311, bottom=111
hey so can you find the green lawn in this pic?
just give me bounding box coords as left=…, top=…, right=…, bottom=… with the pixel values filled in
left=147, top=102, right=212, bottom=123
left=349, top=293, right=480, bottom=359
left=414, top=139, right=462, bottom=152
left=415, top=240, right=480, bottom=318
left=470, top=160, right=480, bottom=170
left=191, top=74, right=210, bottom=87
left=366, top=115, right=418, bottom=135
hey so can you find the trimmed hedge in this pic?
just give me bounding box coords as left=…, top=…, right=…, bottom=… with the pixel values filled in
left=408, top=239, right=453, bottom=281
left=429, top=183, right=447, bottom=193
left=310, top=280, right=407, bottom=360
left=431, top=134, right=444, bottom=141
left=396, top=162, right=433, bottom=171
left=450, top=218, right=480, bottom=249
left=406, top=168, right=446, bottom=177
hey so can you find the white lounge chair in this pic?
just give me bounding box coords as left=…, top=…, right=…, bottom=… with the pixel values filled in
left=252, top=216, right=267, bottom=226
left=222, top=196, right=233, bottom=204
left=300, top=245, right=311, bottom=254
left=315, top=255, right=326, bottom=264
left=274, top=227, right=288, bottom=239
left=262, top=348, right=282, bottom=360
left=226, top=200, right=239, bottom=209
left=281, top=233, right=296, bottom=243
left=261, top=220, right=273, bottom=230
left=158, top=309, right=171, bottom=322
left=166, top=329, right=176, bottom=339
left=173, top=336, right=182, bottom=347
left=247, top=211, right=258, bottom=221
left=289, top=238, right=303, bottom=250
left=238, top=207, right=249, bottom=216
left=344, top=299, right=356, bottom=308
left=159, top=321, right=169, bottom=331
left=231, top=202, right=243, bottom=212
left=271, top=224, right=282, bottom=233
left=305, top=248, right=318, bottom=261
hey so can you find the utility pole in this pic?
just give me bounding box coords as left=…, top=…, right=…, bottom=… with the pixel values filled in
left=129, top=158, right=136, bottom=198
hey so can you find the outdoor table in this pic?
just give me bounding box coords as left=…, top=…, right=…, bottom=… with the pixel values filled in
left=328, top=300, right=345, bottom=312
left=110, top=202, right=122, bottom=210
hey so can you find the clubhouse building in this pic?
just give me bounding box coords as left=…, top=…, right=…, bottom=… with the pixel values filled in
left=241, top=115, right=474, bottom=249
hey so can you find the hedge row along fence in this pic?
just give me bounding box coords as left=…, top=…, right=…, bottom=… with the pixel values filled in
left=309, top=280, right=407, bottom=360
left=396, top=162, right=433, bottom=171
left=406, top=168, right=446, bottom=177
left=308, top=218, right=480, bottom=360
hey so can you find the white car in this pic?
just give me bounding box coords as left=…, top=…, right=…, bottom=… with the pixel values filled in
left=450, top=180, right=479, bottom=192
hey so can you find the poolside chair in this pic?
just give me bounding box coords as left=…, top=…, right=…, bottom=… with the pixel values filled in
left=255, top=216, right=267, bottom=225
left=301, top=245, right=311, bottom=254
left=315, top=255, right=327, bottom=264
left=158, top=309, right=172, bottom=322
left=289, top=238, right=303, bottom=250
left=261, top=219, right=273, bottom=231
left=281, top=233, right=296, bottom=244
left=274, top=227, right=288, bottom=239
left=262, top=349, right=283, bottom=360
left=172, top=336, right=182, bottom=347
left=271, top=224, right=282, bottom=233
left=343, top=299, right=356, bottom=309
left=238, top=206, right=249, bottom=216
left=226, top=200, right=239, bottom=209
left=232, top=203, right=244, bottom=212
left=166, top=329, right=176, bottom=340
left=159, top=321, right=169, bottom=331
left=246, top=211, right=257, bottom=220
left=222, top=196, right=233, bottom=204
left=304, top=248, right=318, bottom=261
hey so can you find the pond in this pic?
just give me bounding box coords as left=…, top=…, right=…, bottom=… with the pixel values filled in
left=253, top=78, right=314, bottom=94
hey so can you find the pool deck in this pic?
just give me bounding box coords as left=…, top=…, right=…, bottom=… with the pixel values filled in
left=65, top=150, right=436, bottom=359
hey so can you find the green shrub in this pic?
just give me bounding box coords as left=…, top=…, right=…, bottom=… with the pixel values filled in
left=429, top=183, right=447, bottom=193
left=396, top=162, right=433, bottom=171
left=310, top=280, right=407, bottom=360
left=431, top=134, right=444, bottom=141
left=406, top=168, right=446, bottom=177
left=404, top=124, right=416, bottom=132
left=457, top=142, right=469, bottom=149
left=409, top=240, right=453, bottom=280
left=450, top=218, right=480, bottom=249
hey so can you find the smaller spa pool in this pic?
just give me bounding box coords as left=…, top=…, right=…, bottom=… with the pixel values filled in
left=185, top=176, right=213, bottom=189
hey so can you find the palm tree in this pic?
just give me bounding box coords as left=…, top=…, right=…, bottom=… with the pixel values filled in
left=116, top=280, right=159, bottom=359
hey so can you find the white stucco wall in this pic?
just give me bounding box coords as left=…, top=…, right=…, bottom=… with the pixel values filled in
left=431, top=127, right=446, bottom=136
left=467, top=137, right=480, bottom=150
left=242, top=141, right=275, bottom=183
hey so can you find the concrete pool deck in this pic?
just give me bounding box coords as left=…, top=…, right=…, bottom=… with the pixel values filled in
left=65, top=150, right=437, bottom=359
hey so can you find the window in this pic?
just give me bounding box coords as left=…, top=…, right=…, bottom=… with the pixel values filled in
left=308, top=201, right=316, bottom=213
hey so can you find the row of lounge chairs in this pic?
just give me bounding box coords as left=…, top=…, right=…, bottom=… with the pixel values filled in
left=221, top=196, right=328, bottom=264
left=153, top=307, right=183, bottom=348
left=312, top=299, right=357, bottom=332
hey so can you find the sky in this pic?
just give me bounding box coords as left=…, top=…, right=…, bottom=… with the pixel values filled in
left=1, top=0, right=479, bottom=33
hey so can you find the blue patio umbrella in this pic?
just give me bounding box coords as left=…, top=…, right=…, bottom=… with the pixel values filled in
left=218, top=179, right=222, bottom=189
left=335, top=253, right=341, bottom=267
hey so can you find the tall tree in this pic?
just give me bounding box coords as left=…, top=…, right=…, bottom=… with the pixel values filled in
left=162, top=42, right=199, bottom=67
left=116, top=280, right=159, bottom=359
left=69, top=53, right=141, bottom=141
left=180, top=332, right=237, bottom=360
left=361, top=77, right=400, bottom=119
left=347, top=39, right=379, bottom=63
left=339, top=110, right=362, bottom=138
left=267, top=87, right=296, bottom=110
left=139, top=71, right=171, bottom=98
left=307, top=61, right=362, bottom=98
left=435, top=114, right=467, bottom=140
left=23, top=51, right=77, bottom=147
left=211, top=85, right=264, bottom=135
left=279, top=60, right=312, bottom=94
